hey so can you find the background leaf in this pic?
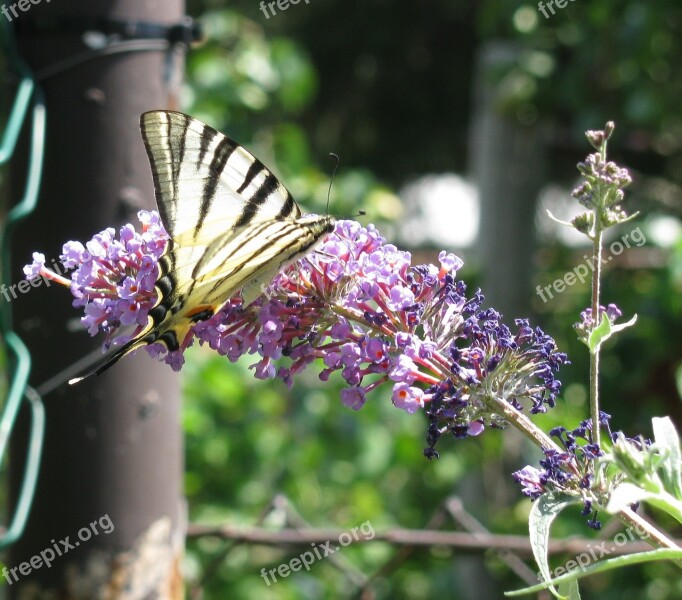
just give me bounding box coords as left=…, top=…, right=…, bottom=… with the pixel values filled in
left=652, top=416, right=682, bottom=500
left=529, top=493, right=582, bottom=598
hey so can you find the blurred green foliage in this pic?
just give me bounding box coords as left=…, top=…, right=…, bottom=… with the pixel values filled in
left=184, top=353, right=474, bottom=598
left=178, top=1, right=681, bottom=598
left=483, top=2, right=682, bottom=170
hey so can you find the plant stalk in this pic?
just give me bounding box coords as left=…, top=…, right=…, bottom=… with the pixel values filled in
left=590, top=227, right=603, bottom=447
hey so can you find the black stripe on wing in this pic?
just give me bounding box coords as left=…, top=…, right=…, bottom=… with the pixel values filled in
left=200, top=219, right=332, bottom=299
left=201, top=222, right=295, bottom=297
left=156, top=330, right=180, bottom=352
left=235, top=172, right=279, bottom=227
left=169, top=112, right=190, bottom=206
left=146, top=249, right=177, bottom=329
left=237, top=159, right=266, bottom=194
left=197, top=124, right=217, bottom=168
left=277, top=191, right=297, bottom=219
left=196, top=136, right=238, bottom=237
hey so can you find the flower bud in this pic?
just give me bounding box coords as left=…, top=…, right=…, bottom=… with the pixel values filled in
left=610, top=434, right=650, bottom=485
left=586, top=129, right=606, bottom=150
left=571, top=212, right=594, bottom=235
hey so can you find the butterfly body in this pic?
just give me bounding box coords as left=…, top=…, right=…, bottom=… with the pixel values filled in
left=69, top=111, right=334, bottom=383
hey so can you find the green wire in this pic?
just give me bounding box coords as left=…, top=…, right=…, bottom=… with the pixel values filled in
left=0, top=23, right=46, bottom=549
left=1, top=67, right=42, bottom=327
left=0, top=67, right=32, bottom=164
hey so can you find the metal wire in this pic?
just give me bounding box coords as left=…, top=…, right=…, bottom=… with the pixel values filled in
left=0, top=22, right=46, bottom=550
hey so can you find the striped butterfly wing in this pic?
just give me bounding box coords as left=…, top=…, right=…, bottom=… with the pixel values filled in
left=189, top=213, right=337, bottom=307
left=142, top=111, right=302, bottom=243
left=141, top=110, right=334, bottom=322
left=69, top=111, right=334, bottom=383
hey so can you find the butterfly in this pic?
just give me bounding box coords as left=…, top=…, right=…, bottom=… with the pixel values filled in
left=69, top=111, right=335, bottom=383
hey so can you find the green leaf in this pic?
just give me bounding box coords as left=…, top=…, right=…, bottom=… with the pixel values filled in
left=609, top=314, right=638, bottom=336
left=587, top=313, right=612, bottom=353
left=606, top=482, right=657, bottom=513
left=506, top=549, right=682, bottom=596
left=529, top=493, right=581, bottom=598
left=587, top=313, right=637, bottom=354
left=652, top=416, right=682, bottom=500
left=558, top=579, right=582, bottom=600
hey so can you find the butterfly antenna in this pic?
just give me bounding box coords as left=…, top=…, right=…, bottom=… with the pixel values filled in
left=326, top=153, right=365, bottom=220
left=327, top=152, right=340, bottom=215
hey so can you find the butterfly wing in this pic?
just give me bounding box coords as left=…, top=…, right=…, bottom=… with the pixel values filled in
left=141, top=110, right=301, bottom=241
left=140, top=109, right=332, bottom=329
left=191, top=215, right=336, bottom=306
left=69, top=111, right=334, bottom=384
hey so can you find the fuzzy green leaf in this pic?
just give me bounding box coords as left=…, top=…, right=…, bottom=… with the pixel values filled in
left=606, top=482, right=657, bottom=514
left=587, top=313, right=637, bottom=354
left=652, top=416, right=682, bottom=500
left=529, top=493, right=581, bottom=598
left=586, top=313, right=611, bottom=353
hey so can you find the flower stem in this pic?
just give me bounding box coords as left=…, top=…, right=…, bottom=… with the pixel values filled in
left=485, top=394, right=563, bottom=454
left=39, top=267, right=71, bottom=288
left=617, top=509, right=682, bottom=555
left=589, top=134, right=610, bottom=448
left=590, top=227, right=603, bottom=447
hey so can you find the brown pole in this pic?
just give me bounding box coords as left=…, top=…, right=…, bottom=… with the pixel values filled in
left=8, top=0, right=187, bottom=596
left=470, top=42, right=547, bottom=320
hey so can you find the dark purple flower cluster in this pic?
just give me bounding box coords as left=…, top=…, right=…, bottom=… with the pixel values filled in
left=511, top=411, right=650, bottom=529
left=575, top=303, right=622, bottom=330
left=25, top=212, right=567, bottom=447
left=573, top=303, right=623, bottom=345
left=423, top=316, right=567, bottom=457
left=513, top=413, right=610, bottom=495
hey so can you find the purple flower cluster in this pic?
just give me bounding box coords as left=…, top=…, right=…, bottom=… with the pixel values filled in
left=24, top=211, right=169, bottom=351
left=25, top=212, right=567, bottom=451
left=423, top=315, right=567, bottom=457
left=511, top=411, right=648, bottom=529
left=575, top=303, right=622, bottom=330
left=573, top=303, right=623, bottom=345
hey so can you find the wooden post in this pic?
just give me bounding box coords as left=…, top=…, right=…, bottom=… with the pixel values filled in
left=470, top=41, right=547, bottom=320
left=8, top=0, right=187, bottom=596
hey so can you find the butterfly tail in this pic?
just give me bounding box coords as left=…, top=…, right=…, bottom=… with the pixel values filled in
left=68, top=337, right=148, bottom=385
